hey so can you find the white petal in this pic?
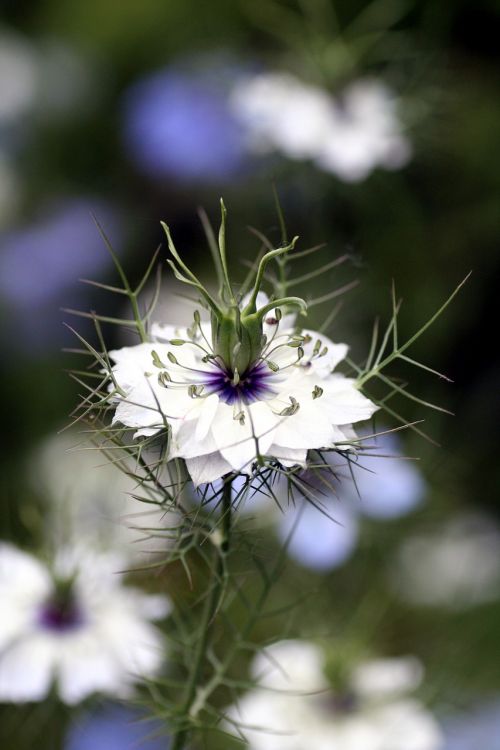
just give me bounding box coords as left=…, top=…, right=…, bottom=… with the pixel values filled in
left=172, top=417, right=219, bottom=459
left=0, top=544, right=52, bottom=649
left=321, top=375, right=379, bottom=424
left=369, top=699, right=444, bottom=750
left=272, top=400, right=338, bottom=450
left=194, top=393, right=220, bottom=442
left=138, top=593, right=171, bottom=621
left=0, top=543, right=51, bottom=600
left=57, top=632, right=127, bottom=705
left=0, top=633, right=55, bottom=702
left=251, top=639, right=328, bottom=692
left=300, top=329, right=348, bottom=377
left=268, top=445, right=308, bottom=467
left=351, top=657, right=424, bottom=699
left=185, top=452, right=233, bottom=486
left=212, top=402, right=278, bottom=472
left=96, top=603, right=165, bottom=680
left=112, top=378, right=192, bottom=435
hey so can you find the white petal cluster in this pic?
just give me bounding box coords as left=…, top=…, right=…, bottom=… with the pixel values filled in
left=108, top=295, right=378, bottom=486
left=230, top=72, right=411, bottom=182
left=0, top=543, right=170, bottom=704
left=226, top=640, right=443, bottom=750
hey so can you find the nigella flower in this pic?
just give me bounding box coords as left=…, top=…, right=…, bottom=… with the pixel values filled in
left=225, top=639, right=443, bottom=749
left=106, top=213, right=378, bottom=487
left=0, top=543, right=170, bottom=704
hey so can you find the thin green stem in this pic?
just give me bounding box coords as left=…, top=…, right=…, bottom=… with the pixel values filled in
left=170, top=478, right=232, bottom=750
left=129, top=293, right=148, bottom=342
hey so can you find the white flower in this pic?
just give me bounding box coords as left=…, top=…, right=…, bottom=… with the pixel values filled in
left=34, top=431, right=178, bottom=563
left=391, top=514, right=500, bottom=610
left=230, top=72, right=411, bottom=182
left=225, top=640, right=443, bottom=750
left=315, top=79, right=411, bottom=182
left=107, top=293, right=378, bottom=486
left=0, top=543, right=170, bottom=704
left=230, top=72, right=336, bottom=159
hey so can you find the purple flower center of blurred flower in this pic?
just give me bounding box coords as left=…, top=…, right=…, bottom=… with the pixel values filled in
left=122, top=65, right=249, bottom=182
left=38, top=593, right=84, bottom=632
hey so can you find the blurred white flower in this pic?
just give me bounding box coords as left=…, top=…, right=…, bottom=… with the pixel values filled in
left=108, top=292, right=377, bottom=486
left=34, top=432, right=178, bottom=563
left=391, top=514, right=500, bottom=609
left=351, top=656, right=424, bottom=699
left=316, top=79, right=412, bottom=182
left=230, top=72, right=335, bottom=159
left=226, top=639, right=443, bottom=750
left=0, top=30, right=38, bottom=124
left=230, top=72, right=411, bottom=182
left=0, top=543, right=170, bottom=704
left=0, top=30, right=95, bottom=128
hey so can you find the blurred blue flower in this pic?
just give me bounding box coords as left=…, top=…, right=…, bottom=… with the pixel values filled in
left=65, top=704, right=167, bottom=750
left=278, top=497, right=358, bottom=571
left=122, top=62, right=249, bottom=183
left=346, top=432, right=426, bottom=520
left=277, top=431, right=426, bottom=571
left=442, top=700, right=500, bottom=749
left=0, top=198, right=122, bottom=353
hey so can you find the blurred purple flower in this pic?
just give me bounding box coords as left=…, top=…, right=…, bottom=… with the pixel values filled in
left=65, top=704, right=167, bottom=750
left=277, top=431, right=426, bottom=571
left=442, top=700, right=500, bottom=750
left=0, top=198, right=121, bottom=352
left=121, top=63, right=249, bottom=183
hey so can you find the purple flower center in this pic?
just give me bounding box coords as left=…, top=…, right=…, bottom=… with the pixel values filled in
left=203, top=361, right=274, bottom=405
left=38, top=593, right=84, bottom=633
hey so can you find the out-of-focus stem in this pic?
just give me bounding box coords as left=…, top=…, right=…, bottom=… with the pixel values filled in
left=170, top=477, right=232, bottom=750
